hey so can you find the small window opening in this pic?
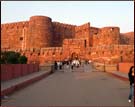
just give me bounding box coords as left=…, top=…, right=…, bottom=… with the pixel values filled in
left=84, top=40, right=87, bottom=48
left=20, top=37, right=23, bottom=41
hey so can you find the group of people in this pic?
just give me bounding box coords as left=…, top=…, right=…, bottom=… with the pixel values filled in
left=54, top=61, right=63, bottom=70
left=54, top=60, right=81, bottom=72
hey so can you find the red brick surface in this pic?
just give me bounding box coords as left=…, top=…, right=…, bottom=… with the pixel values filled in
left=118, top=63, right=134, bottom=74
left=1, top=64, right=39, bottom=81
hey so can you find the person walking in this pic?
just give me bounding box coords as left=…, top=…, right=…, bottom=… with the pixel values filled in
left=59, top=61, right=62, bottom=70
left=54, top=61, right=57, bottom=70
left=71, top=60, right=74, bottom=71
left=128, top=66, right=134, bottom=103
left=57, top=61, right=60, bottom=70
left=64, top=61, right=70, bottom=72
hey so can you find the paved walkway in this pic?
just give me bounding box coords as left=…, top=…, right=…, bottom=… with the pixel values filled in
left=1, top=64, right=133, bottom=106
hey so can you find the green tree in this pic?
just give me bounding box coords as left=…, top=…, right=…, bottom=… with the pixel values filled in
left=0, top=51, right=27, bottom=64
left=18, top=55, right=27, bottom=64
left=6, top=51, right=20, bottom=64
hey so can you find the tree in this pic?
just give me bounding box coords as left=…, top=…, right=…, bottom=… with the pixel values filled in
left=18, top=55, right=27, bottom=64
left=6, top=51, right=19, bottom=64
left=0, top=51, right=27, bottom=64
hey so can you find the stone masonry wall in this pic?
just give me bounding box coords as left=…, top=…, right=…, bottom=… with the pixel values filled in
left=6, top=44, right=132, bottom=65
left=1, top=21, right=29, bottom=50
left=93, top=27, right=120, bottom=46
left=27, top=16, right=53, bottom=48
left=52, top=22, right=76, bottom=47
left=90, top=27, right=100, bottom=36
left=85, top=45, right=134, bottom=63
left=120, top=33, right=134, bottom=45
left=75, top=23, right=91, bottom=47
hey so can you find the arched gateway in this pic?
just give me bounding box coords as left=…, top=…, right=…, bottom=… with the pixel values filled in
left=71, top=52, right=79, bottom=60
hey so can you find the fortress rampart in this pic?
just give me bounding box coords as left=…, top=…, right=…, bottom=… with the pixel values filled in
left=27, top=16, right=53, bottom=48
left=1, top=15, right=134, bottom=64
left=75, top=23, right=91, bottom=47
left=93, top=27, right=120, bottom=46
left=52, top=22, right=76, bottom=46
left=1, top=21, right=29, bottom=50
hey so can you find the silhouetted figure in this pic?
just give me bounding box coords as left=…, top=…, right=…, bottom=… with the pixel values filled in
left=71, top=61, right=74, bottom=71
left=54, top=61, right=57, bottom=70
left=59, top=62, right=62, bottom=70
left=128, top=66, right=134, bottom=103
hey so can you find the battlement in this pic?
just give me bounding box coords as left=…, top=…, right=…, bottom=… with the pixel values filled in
left=1, top=21, right=29, bottom=30
left=53, top=21, right=76, bottom=27
left=75, top=22, right=90, bottom=32
left=90, top=27, right=100, bottom=36
left=100, top=26, right=120, bottom=33
left=63, top=38, right=86, bottom=46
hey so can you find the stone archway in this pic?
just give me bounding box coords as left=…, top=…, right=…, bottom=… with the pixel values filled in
left=71, top=52, right=79, bottom=60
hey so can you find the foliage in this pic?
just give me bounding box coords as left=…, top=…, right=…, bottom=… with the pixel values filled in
left=0, top=51, right=27, bottom=64
left=18, top=55, right=28, bottom=64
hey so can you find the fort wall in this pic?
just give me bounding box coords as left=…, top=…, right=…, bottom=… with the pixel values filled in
left=1, top=21, right=29, bottom=50
left=27, top=16, right=53, bottom=48
left=1, top=15, right=134, bottom=65
left=6, top=44, right=133, bottom=65
left=93, top=27, right=120, bottom=46
left=52, top=22, right=76, bottom=46
left=88, top=45, right=134, bottom=63
left=120, top=33, right=134, bottom=45
left=75, top=23, right=91, bottom=47
left=90, top=27, right=100, bottom=36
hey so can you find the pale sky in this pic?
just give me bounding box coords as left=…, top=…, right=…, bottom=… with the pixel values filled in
left=1, top=1, right=134, bottom=33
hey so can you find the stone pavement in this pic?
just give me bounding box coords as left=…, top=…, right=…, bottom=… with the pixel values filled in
left=1, top=64, right=129, bottom=97
left=1, top=64, right=134, bottom=106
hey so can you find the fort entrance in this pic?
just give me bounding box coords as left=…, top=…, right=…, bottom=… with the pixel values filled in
left=71, top=52, right=79, bottom=60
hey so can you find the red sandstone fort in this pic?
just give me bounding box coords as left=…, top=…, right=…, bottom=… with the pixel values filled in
left=1, top=15, right=134, bottom=65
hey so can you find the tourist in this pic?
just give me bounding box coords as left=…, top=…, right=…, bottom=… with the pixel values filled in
left=71, top=61, right=74, bottom=71
left=88, top=60, right=92, bottom=64
left=59, top=61, right=62, bottom=70
left=57, top=61, right=60, bottom=70
left=54, top=61, right=57, bottom=70
left=128, top=66, right=134, bottom=103
left=76, top=60, right=80, bottom=68
left=64, top=61, right=70, bottom=72
left=84, top=60, right=88, bottom=72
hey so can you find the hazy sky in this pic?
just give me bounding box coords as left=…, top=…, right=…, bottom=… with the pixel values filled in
left=1, top=1, right=134, bottom=33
